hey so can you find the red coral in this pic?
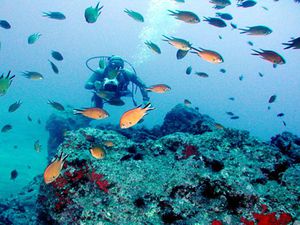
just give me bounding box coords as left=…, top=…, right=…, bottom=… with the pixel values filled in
left=211, top=219, right=223, bottom=225
left=241, top=205, right=293, bottom=225
left=90, top=170, right=109, bottom=193
left=182, top=145, right=199, bottom=159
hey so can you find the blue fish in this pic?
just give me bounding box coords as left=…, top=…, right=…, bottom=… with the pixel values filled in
left=0, top=20, right=11, bottom=29
left=84, top=2, right=104, bottom=23
left=43, top=11, right=66, bottom=20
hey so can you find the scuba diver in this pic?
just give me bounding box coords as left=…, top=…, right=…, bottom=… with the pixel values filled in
left=85, top=55, right=150, bottom=108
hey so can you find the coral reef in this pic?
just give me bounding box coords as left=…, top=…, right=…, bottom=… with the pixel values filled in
left=0, top=105, right=299, bottom=224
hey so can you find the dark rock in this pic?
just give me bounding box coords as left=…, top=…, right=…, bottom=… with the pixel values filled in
left=160, top=104, right=216, bottom=135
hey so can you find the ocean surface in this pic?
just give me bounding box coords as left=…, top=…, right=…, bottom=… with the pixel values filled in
left=0, top=0, right=299, bottom=198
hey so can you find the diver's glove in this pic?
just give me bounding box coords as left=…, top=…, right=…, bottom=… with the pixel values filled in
left=94, top=81, right=102, bottom=92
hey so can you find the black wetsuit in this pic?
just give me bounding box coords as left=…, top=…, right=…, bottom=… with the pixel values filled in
left=85, top=68, right=149, bottom=108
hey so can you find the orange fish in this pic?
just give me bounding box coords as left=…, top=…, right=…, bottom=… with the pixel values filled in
left=120, top=103, right=155, bottom=129
left=191, top=47, right=224, bottom=64
left=146, top=84, right=171, bottom=93
left=251, top=49, right=285, bottom=68
left=90, top=146, right=105, bottom=159
left=103, top=141, right=114, bottom=147
left=74, top=107, right=109, bottom=120
left=44, top=152, right=68, bottom=184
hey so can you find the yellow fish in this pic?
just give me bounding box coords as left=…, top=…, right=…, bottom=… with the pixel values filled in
left=120, top=103, right=155, bottom=129
left=44, top=152, right=68, bottom=184
left=74, top=107, right=109, bottom=120
left=90, top=146, right=105, bottom=159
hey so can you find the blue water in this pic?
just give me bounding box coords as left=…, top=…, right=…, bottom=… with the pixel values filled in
left=0, top=0, right=299, bottom=196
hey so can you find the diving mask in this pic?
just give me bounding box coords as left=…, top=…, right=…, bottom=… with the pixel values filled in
left=108, top=56, right=124, bottom=71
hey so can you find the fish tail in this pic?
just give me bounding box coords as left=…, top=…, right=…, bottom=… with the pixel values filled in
left=73, top=109, right=83, bottom=115
left=238, top=28, right=247, bottom=34
left=162, top=35, right=170, bottom=41
left=251, top=49, right=260, bottom=55
left=282, top=43, right=292, bottom=50
left=144, top=102, right=155, bottom=111
left=42, top=12, right=49, bottom=17
left=167, top=9, right=176, bottom=15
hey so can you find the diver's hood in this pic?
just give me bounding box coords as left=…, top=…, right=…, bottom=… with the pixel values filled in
left=103, top=77, right=119, bottom=92
left=108, top=55, right=124, bottom=70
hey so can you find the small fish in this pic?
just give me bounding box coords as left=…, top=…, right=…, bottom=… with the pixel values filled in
left=11, top=170, right=18, bottom=180
left=230, top=116, right=239, bottom=119
left=195, top=107, right=199, bottom=111
left=237, top=0, right=257, bottom=8
left=162, top=35, right=192, bottom=51
left=103, top=141, right=114, bottom=147
left=144, top=41, right=161, bottom=54
left=203, top=17, right=227, bottom=28
left=191, top=47, right=224, bottom=64
left=210, top=0, right=231, bottom=9
left=120, top=103, right=155, bottom=129
left=0, top=71, right=15, bottom=96
left=74, top=107, right=109, bottom=120
left=124, top=9, right=144, bottom=22
left=218, top=35, right=223, bottom=40
left=282, top=37, right=300, bottom=50
left=239, top=75, right=244, bottom=81
left=247, top=41, right=254, bottom=46
left=239, top=26, right=272, bottom=36
left=176, top=49, right=189, bottom=60
left=268, top=95, right=277, bottom=103
left=184, top=99, right=192, bottom=106
left=267, top=106, right=271, bottom=110
left=13, top=145, right=18, bottom=149
left=168, top=10, right=200, bottom=24
left=283, top=121, right=286, bottom=126
left=215, top=123, right=224, bottom=129
left=230, top=22, right=237, bottom=29
left=220, top=68, right=226, bottom=73
left=48, top=100, right=65, bottom=111
left=172, top=0, right=185, bottom=2
left=195, top=72, right=209, bottom=78
left=43, top=11, right=66, bottom=20
left=262, top=6, right=269, bottom=11
left=90, top=146, right=105, bottom=159
left=48, top=60, right=59, bottom=74
left=228, top=97, right=235, bottom=101
left=28, top=33, right=41, bottom=45
left=0, top=20, right=11, bottom=29
left=22, top=71, right=44, bottom=80
left=34, top=140, right=42, bottom=152
left=84, top=2, right=104, bottom=23
left=186, top=66, right=192, bottom=75
left=8, top=100, right=22, bottom=112
left=51, top=50, right=63, bottom=61
left=146, top=84, right=171, bottom=93
left=37, top=119, right=41, bottom=124
left=44, top=152, right=68, bottom=184
left=226, top=111, right=234, bottom=116
left=258, top=72, right=264, bottom=77
left=1, top=124, right=12, bottom=132
left=27, top=115, right=32, bottom=122
left=252, top=49, right=285, bottom=68
left=215, top=12, right=233, bottom=20
left=277, top=113, right=285, bottom=117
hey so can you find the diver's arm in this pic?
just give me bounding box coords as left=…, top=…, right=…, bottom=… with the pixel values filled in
left=85, top=69, right=104, bottom=90
left=127, top=71, right=150, bottom=102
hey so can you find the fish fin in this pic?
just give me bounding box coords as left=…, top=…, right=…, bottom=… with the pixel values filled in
left=167, top=9, right=176, bottom=15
